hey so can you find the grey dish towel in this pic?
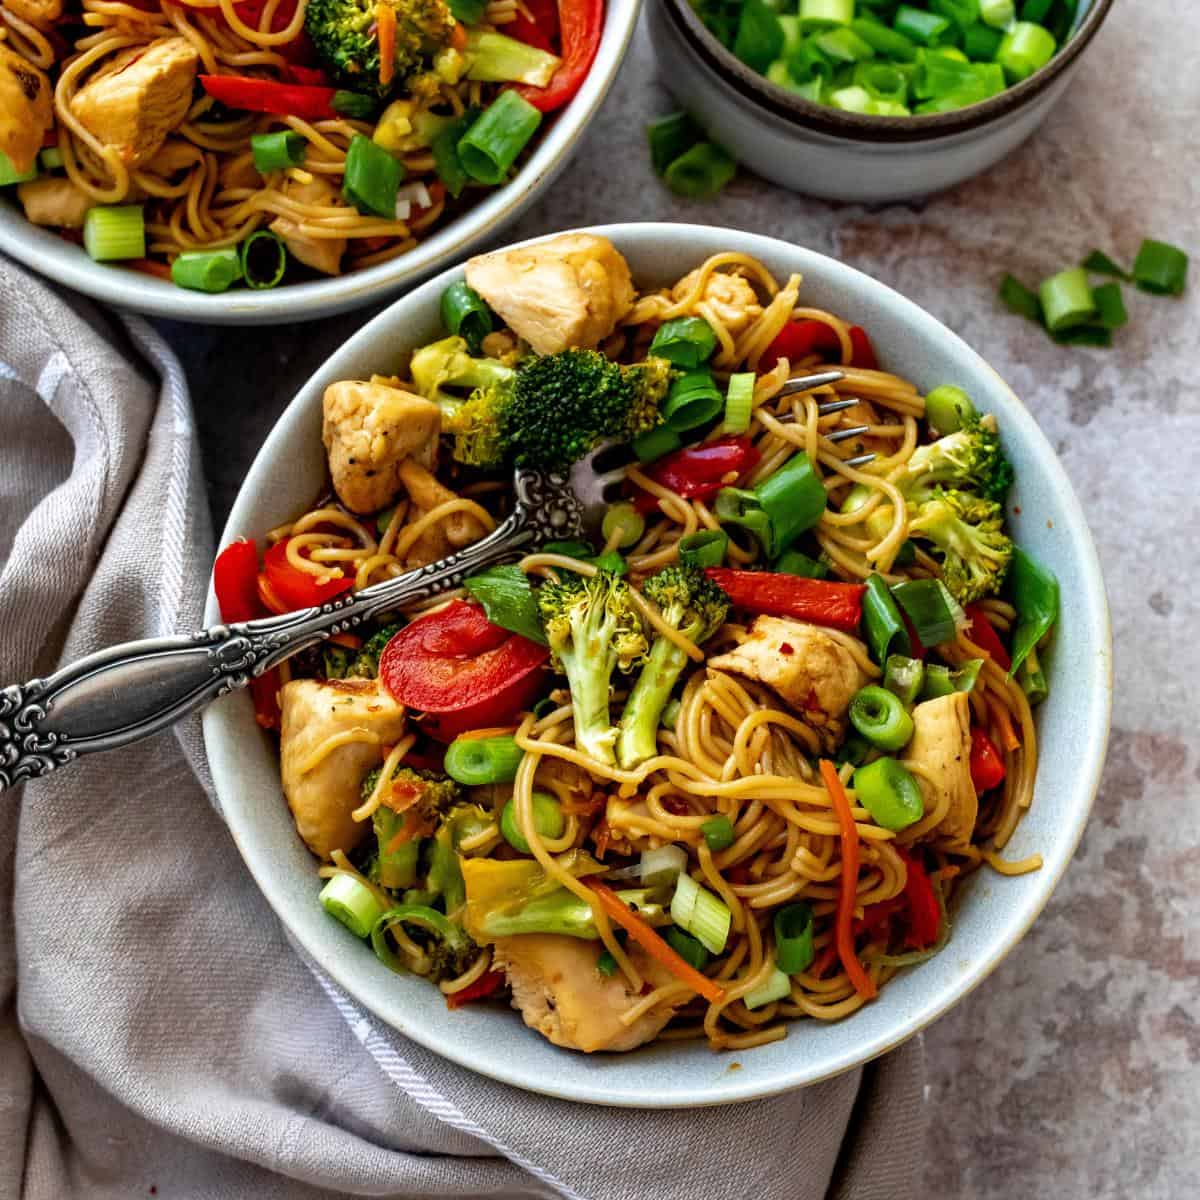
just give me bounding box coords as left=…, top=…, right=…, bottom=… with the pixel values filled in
left=0, top=256, right=927, bottom=1200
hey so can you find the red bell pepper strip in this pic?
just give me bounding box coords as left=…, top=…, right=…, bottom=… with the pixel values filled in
left=513, top=0, right=603, bottom=112
left=379, top=600, right=549, bottom=742
left=847, top=325, right=878, bottom=370
left=445, top=969, right=505, bottom=1009
left=704, top=568, right=866, bottom=633
left=964, top=603, right=1012, bottom=672
left=895, top=846, right=940, bottom=949
left=632, top=435, right=760, bottom=513
left=507, top=0, right=559, bottom=52
left=284, top=63, right=330, bottom=86
left=263, top=538, right=354, bottom=610
left=759, top=319, right=842, bottom=371
left=969, top=727, right=1007, bottom=794
left=199, top=75, right=337, bottom=120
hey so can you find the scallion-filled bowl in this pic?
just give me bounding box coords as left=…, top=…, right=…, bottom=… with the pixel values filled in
left=202, top=222, right=1110, bottom=1105
left=647, top=0, right=1114, bottom=202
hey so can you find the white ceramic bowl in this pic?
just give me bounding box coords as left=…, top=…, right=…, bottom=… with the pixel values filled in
left=203, top=222, right=1112, bottom=1106
left=0, top=0, right=638, bottom=325
left=647, top=0, right=1114, bottom=202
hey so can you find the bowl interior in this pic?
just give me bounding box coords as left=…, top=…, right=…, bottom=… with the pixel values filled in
left=0, top=0, right=638, bottom=324
left=203, top=223, right=1111, bottom=1106
left=665, top=0, right=1114, bottom=142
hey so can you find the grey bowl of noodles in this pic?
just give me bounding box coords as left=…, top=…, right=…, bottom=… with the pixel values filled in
left=0, top=0, right=638, bottom=323
left=202, top=223, right=1111, bottom=1105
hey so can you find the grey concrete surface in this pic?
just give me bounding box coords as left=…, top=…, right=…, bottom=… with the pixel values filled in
left=162, top=3, right=1200, bottom=1194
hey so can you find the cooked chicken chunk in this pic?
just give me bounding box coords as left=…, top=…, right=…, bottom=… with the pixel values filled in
left=0, top=45, right=52, bottom=175
left=69, top=38, right=199, bottom=168
left=395, top=458, right=488, bottom=566
left=270, top=174, right=346, bottom=276
left=464, top=233, right=635, bottom=355
left=708, top=616, right=869, bottom=746
left=322, top=380, right=441, bottom=514
left=672, top=267, right=763, bottom=336
left=901, top=692, right=978, bottom=846
left=4, top=0, right=61, bottom=28
left=17, top=177, right=92, bottom=229
left=279, top=678, right=407, bottom=859
left=492, top=934, right=684, bottom=1053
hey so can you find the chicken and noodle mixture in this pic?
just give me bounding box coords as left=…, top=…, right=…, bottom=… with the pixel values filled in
left=0, top=0, right=601, bottom=289
left=214, top=234, right=1060, bottom=1053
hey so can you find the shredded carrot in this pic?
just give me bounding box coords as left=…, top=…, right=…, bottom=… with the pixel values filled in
left=127, top=258, right=171, bottom=280
left=329, top=632, right=363, bottom=650
left=991, top=701, right=1021, bottom=753
left=452, top=725, right=519, bottom=740
left=587, top=880, right=725, bottom=1005
left=256, top=572, right=289, bottom=615
left=377, top=1, right=396, bottom=86
left=450, top=18, right=466, bottom=49
left=820, top=759, right=877, bottom=1001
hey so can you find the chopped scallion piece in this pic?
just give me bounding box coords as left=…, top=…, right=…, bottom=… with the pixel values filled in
left=240, top=229, right=287, bottom=289
left=441, top=280, right=493, bottom=352
left=852, top=756, right=925, bottom=831
left=849, top=684, right=915, bottom=751
left=663, top=142, right=737, bottom=200
left=331, top=90, right=378, bottom=120
left=678, top=528, right=729, bottom=569
left=1132, top=238, right=1189, bottom=296
left=893, top=5, right=953, bottom=46
left=996, top=21, right=1057, bottom=82
left=1038, top=265, right=1095, bottom=332
left=319, top=873, right=385, bottom=940
left=1092, top=282, right=1128, bottom=330
left=979, top=0, right=1015, bottom=27
left=774, top=902, right=815, bottom=974
left=700, top=815, right=735, bottom=851
left=170, top=247, right=242, bottom=293
left=251, top=130, right=307, bottom=173
left=500, top=792, right=564, bottom=854
left=83, top=205, right=145, bottom=261
left=601, top=501, right=646, bottom=549
left=814, top=26, right=876, bottom=62
left=631, top=425, right=682, bottom=463
left=458, top=90, right=542, bottom=185
left=649, top=316, right=718, bottom=367
left=743, top=966, right=792, bottom=1009
left=648, top=111, right=702, bottom=175
left=723, top=372, right=755, bottom=434
left=799, top=0, right=854, bottom=30
left=671, top=872, right=732, bottom=954
left=664, top=926, right=710, bottom=970
left=342, top=133, right=403, bottom=217
left=1081, top=249, right=1131, bottom=280
left=962, top=21, right=1003, bottom=60
left=883, top=654, right=925, bottom=706
left=851, top=15, right=918, bottom=59
left=432, top=108, right=478, bottom=198
left=663, top=370, right=724, bottom=430
left=445, top=733, right=524, bottom=785
left=775, top=546, right=830, bottom=578
left=641, top=844, right=689, bottom=887
left=891, top=577, right=961, bottom=646
left=998, top=273, right=1042, bottom=322
left=734, top=0, right=786, bottom=73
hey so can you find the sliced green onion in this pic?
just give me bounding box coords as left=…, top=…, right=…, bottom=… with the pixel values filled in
left=855, top=61, right=910, bottom=104
left=648, top=111, right=702, bottom=175
left=251, top=130, right=307, bottom=173
left=932, top=0, right=980, bottom=31
left=649, top=316, right=718, bottom=367
left=787, top=37, right=837, bottom=81
left=849, top=684, right=915, bottom=751
left=332, top=90, right=379, bottom=120
left=371, top=905, right=464, bottom=973
left=996, top=21, right=1056, bottom=82
left=862, top=573, right=912, bottom=664
left=432, top=108, right=478, bottom=198
left=170, top=247, right=242, bottom=293
left=596, top=948, right=619, bottom=976
left=1133, top=239, right=1189, bottom=296
left=500, top=792, right=564, bottom=854
left=319, top=873, right=385, bottom=939
left=0, top=150, right=37, bottom=187
left=1007, top=544, right=1059, bottom=676
left=665, top=926, right=710, bottom=970
left=640, top=844, right=688, bottom=887
left=775, top=546, right=830, bottom=578
left=919, top=658, right=982, bottom=699
left=343, top=133, right=403, bottom=217
left=884, top=654, right=925, bottom=706
left=894, top=539, right=918, bottom=566
left=916, top=53, right=1001, bottom=101
left=1039, top=266, right=1095, bottom=332
left=1016, top=643, right=1049, bottom=706
left=979, top=0, right=1016, bottom=26
left=661, top=697, right=682, bottom=730
left=602, top=501, right=646, bottom=550
left=893, top=5, right=953, bottom=46
left=962, top=21, right=1003, bottom=59
left=83, top=205, right=145, bottom=261
left=836, top=731, right=872, bottom=767
left=663, top=369, right=724, bottom=430
left=892, top=578, right=962, bottom=646
left=924, top=384, right=978, bottom=434
left=814, top=27, right=876, bottom=62
left=663, top=142, right=736, bottom=200
left=458, top=90, right=542, bottom=185
left=852, top=756, right=925, bottom=831
left=755, top=452, right=826, bottom=554
left=1082, top=249, right=1130, bottom=280
left=1092, top=282, right=1128, bottom=330
left=441, top=280, right=493, bottom=352
left=723, top=372, right=755, bottom=434
left=1049, top=325, right=1112, bottom=348
left=734, top=0, right=786, bottom=72
left=631, top=424, right=683, bottom=463
left=743, top=966, right=792, bottom=1009
left=671, top=872, right=732, bottom=954
left=774, top=902, right=815, bottom=974
left=39, top=146, right=64, bottom=171
left=715, top=487, right=773, bottom=553
left=678, top=529, right=728, bottom=569
left=240, top=229, right=287, bottom=289
left=851, top=16, right=918, bottom=60
left=831, top=84, right=873, bottom=113
left=700, top=815, right=735, bottom=851
left=445, top=733, right=524, bottom=785
left=999, top=273, right=1042, bottom=322
left=464, top=563, right=547, bottom=644
left=1020, top=0, right=1052, bottom=20
left=799, top=0, right=853, bottom=29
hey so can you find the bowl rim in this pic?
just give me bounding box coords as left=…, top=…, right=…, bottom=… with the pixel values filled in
left=0, top=0, right=639, bottom=324
left=661, top=0, right=1116, bottom=144
left=204, top=222, right=1113, bottom=1105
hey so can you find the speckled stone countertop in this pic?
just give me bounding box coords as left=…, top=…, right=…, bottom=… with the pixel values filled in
left=162, top=1, right=1200, bottom=1193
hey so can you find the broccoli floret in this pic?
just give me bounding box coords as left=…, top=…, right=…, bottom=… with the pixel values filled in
left=616, top=566, right=729, bottom=769
left=442, top=381, right=511, bottom=468
left=909, top=490, right=1014, bottom=605
left=427, top=802, right=492, bottom=915
left=502, top=350, right=674, bottom=471
left=900, top=414, right=1015, bottom=505
left=349, top=623, right=401, bottom=678
left=305, top=0, right=457, bottom=96
left=537, top=569, right=649, bottom=765
left=364, top=765, right=461, bottom=889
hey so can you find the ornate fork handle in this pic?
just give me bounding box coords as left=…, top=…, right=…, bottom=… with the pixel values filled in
left=0, top=468, right=584, bottom=792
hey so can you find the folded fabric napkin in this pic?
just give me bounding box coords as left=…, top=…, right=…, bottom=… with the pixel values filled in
left=0, top=256, right=926, bottom=1200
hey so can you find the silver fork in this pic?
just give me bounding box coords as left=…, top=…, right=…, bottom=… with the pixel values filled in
left=0, top=371, right=867, bottom=790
